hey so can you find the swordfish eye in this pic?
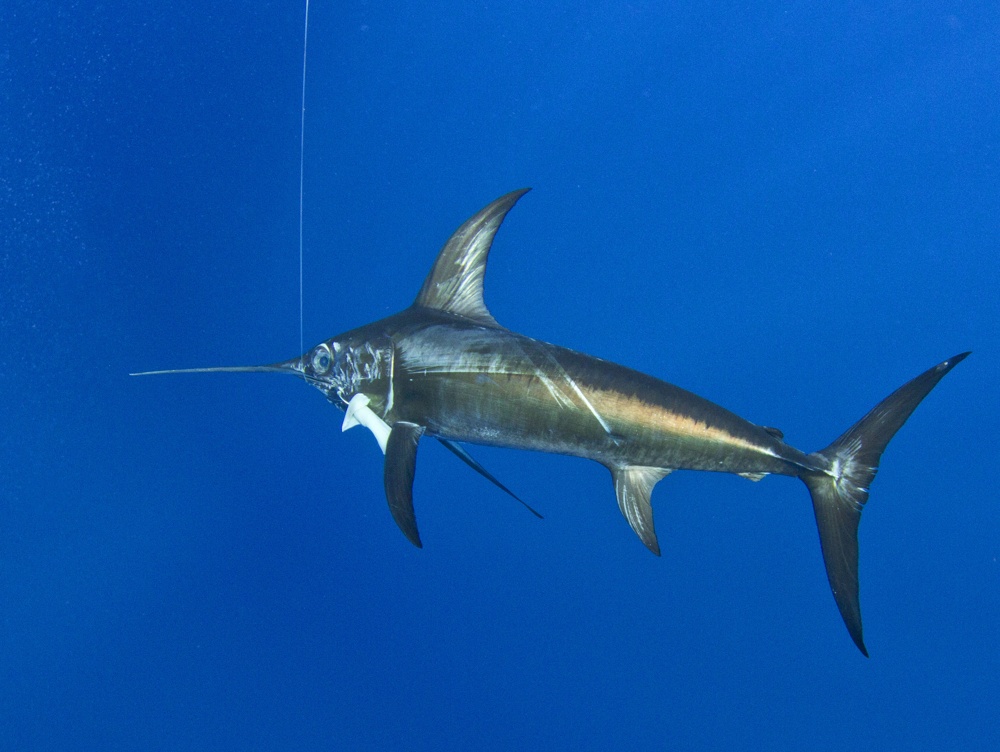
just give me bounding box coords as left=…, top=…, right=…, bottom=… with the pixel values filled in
left=311, top=343, right=333, bottom=374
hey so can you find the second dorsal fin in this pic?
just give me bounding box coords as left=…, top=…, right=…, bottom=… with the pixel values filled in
left=413, top=188, right=530, bottom=328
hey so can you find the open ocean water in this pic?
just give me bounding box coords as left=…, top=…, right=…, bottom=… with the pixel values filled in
left=2, top=1, right=997, bottom=749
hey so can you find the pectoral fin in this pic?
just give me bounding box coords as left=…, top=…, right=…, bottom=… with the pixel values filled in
left=610, top=465, right=673, bottom=556
left=384, top=421, right=426, bottom=548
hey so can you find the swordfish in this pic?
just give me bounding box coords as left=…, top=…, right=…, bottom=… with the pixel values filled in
left=135, top=188, right=968, bottom=655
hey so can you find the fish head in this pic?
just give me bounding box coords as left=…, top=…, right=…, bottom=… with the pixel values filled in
left=294, top=331, right=396, bottom=417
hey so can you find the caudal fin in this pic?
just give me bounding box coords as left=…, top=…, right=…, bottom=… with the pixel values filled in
left=801, top=352, right=970, bottom=656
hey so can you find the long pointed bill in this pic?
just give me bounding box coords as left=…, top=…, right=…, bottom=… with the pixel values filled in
left=130, top=358, right=305, bottom=378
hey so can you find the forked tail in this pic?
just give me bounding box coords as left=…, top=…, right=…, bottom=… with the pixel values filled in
left=801, top=352, right=970, bottom=656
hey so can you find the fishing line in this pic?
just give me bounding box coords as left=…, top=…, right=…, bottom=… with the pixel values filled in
left=298, top=0, right=310, bottom=358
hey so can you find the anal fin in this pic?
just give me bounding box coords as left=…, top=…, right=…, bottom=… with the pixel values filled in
left=610, top=465, right=672, bottom=556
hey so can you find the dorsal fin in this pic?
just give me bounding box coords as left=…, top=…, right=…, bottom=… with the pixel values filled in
left=413, top=188, right=530, bottom=328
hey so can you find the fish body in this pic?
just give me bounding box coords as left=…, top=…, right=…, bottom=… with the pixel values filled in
left=135, top=189, right=968, bottom=655
left=348, top=308, right=810, bottom=477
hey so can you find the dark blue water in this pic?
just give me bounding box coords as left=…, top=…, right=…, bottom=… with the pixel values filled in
left=3, top=2, right=997, bottom=748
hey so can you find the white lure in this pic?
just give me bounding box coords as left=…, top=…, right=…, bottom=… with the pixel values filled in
left=341, top=393, right=391, bottom=454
